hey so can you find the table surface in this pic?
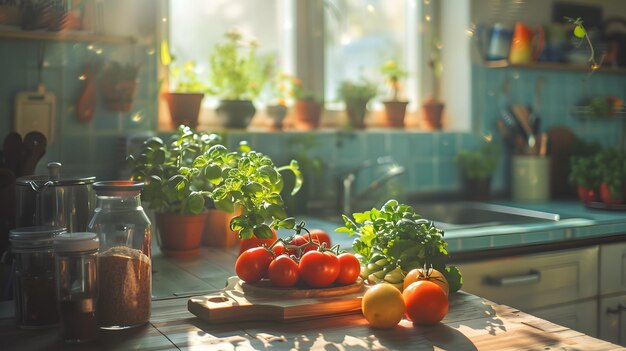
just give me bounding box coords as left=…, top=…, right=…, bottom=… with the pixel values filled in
left=1, top=246, right=624, bottom=351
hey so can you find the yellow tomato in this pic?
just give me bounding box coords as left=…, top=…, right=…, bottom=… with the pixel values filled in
left=361, top=283, right=405, bottom=329
left=403, top=268, right=449, bottom=295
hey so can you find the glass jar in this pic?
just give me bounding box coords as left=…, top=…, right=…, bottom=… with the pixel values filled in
left=54, top=232, right=99, bottom=343
left=9, top=226, right=66, bottom=328
left=87, top=181, right=151, bottom=329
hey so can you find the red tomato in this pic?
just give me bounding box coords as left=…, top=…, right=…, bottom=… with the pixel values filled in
left=271, top=242, right=285, bottom=256
left=403, top=281, right=448, bottom=325
left=268, top=255, right=300, bottom=288
left=287, top=234, right=317, bottom=255
left=238, top=229, right=277, bottom=255
left=235, top=247, right=273, bottom=283
left=309, top=229, right=332, bottom=248
left=299, top=251, right=340, bottom=288
left=335, top=253, right=360, bottom=285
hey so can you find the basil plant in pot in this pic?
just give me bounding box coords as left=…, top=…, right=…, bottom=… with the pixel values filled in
left=127, top=126, right=302, bottom=256
left=454, top=142, right=499, bottom=201
left=208, top=30, right=272, bottom=129
left=164, top=60, right=208, bottom=130
left=337, top=78, right=378, bottom=129
left=380, top=59, right=409, bottom=128
left=568, top=156, right=601, bottom=203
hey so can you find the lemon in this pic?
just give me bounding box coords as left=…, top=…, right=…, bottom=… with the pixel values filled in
left=361, top=283, right=405, bottom=329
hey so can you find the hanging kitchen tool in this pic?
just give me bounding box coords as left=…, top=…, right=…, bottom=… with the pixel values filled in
left=76, top=62, right=98, bottom=123
left=20, top=131, right=47, bottom=177
left=14, top=43, right=56, bottom=144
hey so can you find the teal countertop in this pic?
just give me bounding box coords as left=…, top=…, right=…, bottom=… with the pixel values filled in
left=291, top=201, right=626, bottom=256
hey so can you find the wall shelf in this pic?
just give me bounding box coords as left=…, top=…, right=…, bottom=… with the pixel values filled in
left=484, top=60, right=626, bottom=74
left=0, top=29, right=135, bottom=44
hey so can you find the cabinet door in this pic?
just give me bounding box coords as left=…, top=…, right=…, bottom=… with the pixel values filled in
left=530, top=299, right=597, bottom=338
left=600, top=242, right=626, bottom=296
left=599, top=295, right=626, bottom=346
left=456, top=246, right=598, bottom=310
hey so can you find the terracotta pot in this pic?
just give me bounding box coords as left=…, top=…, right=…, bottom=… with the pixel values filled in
left=164, top=92, right=204, bottom=129
left=600, top=182, right=623, bottom=205
left=382, top=101, right=408, bottom=128
left=202, top=209, right=241, bottom=248
left=294, top=99, right=322, bottom=129
left=577, top=186, right=597, bottom=203
left=156, top=212, right=206, bottom=256
left=422, top=99, right=444, bottom=130
left=216, top=99, right=256, bottom=129
left=345, top=100, right=369, bottom=129
left=101, top=79, right=138, bottom=112
left=0, top=6, right=22, bottom=26
left=461, top=176, right=492, bottom=202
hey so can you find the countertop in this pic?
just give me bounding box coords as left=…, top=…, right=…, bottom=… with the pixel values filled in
left=1, top=246, right=624, bottom=351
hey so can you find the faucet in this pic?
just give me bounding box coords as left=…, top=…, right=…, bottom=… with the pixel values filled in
left=338, top=156, right=406, bottom=215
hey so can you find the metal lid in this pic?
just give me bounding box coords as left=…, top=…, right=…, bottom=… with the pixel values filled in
left=16, top=162, right=96, bottom=187
left=53, top=232, right=99, bottom=253
left=9, top=226, right=67, bottom=249
left=93, top=181, right=144, bottom=196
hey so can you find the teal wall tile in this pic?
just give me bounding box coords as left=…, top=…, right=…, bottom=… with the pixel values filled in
left=410, top=133, right=435, bottom=158
left=437, top=159, right=458, bottom=190
left=412, top=159, right=436, bottom=190
left=336, top=131, right=365, bottom=163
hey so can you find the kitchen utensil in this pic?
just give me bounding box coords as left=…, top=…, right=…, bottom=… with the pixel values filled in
left=2, top=132, right=23, bottom=176
left=16, top=162, right=95, bottom=232
left=14, top=44, right=56, bottom=144
left=511, top=104, right=536, bottom=149
left=76, top=62, right=98, bottom=123
left=20, top=131, right=46, bottom=177
left=188, top=276, right=364, bottom=323
left=509, top=22, right=545, bottom=64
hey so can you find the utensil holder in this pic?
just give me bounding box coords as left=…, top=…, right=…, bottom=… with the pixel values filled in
left=512, top=156, right=550, bottom=202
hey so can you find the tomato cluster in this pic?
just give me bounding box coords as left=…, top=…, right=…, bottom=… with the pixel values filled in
left=235, top=229, right=360, bottom=289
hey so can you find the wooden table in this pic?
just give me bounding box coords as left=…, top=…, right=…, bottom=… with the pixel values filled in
left=1, top=247, right=624, bottom=350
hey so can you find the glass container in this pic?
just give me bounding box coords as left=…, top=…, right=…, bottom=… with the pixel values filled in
left=87, top=181, right=151, bottom=330
left=9, top=226, right=66, bottom=329
left=54, top=232, right=99, bottom=343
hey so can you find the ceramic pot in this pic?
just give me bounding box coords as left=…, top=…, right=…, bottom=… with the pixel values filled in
left=461, top=176, right=492, bottom=201
left=422, top=98, right=444, bottom=130
left=266, top=104, right=288, bottom=130
left=383, top=100, right=408, bottom=128
left=294, top=99, right=322, bottom=129
left=600, top=182, right=623, bottom=205
left=216, top=99, right=256, bottom=129
left=202, top=209, right=240, bottom=248
left=156, top=211, right=206, bottom=257
left=345, top=100, right=369, bottom=129
left=164, top=92, right=204, bottom=129
left=577, top=186, right=597, bottom=203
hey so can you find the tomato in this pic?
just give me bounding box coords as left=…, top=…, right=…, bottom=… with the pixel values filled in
left=309, top=229, right=332, bottom=248
left=235, top=247, right=273, bottom=283
left=299, top=250, right=340, bottom=288
left=271, top=242, right=285, bottom=256
left=335, top=253, right=360, bottom=285
left=287, top=234, right=317, bottom=255
left=403, top=281, right=448, bottom=325
left=238, top=229, right=277, bottom=255
left=268, top=255, right=300, bottom=288
left=403, top=268, right=449, bottom=295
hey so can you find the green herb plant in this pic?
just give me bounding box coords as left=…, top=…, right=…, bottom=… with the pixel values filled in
left=128, top=125, right=302, bottom=239
left=454, top=142, right=500, bottom=181
left=565, top=17, right=602, bottom=71
left=337, top=199, right=463, bottom=293
left=102, top=61, right=140, bottom=82
left=379, top=60, right=408, bottom=101
left=207, top=30, right=273, bottom=100
left=568, top=156, right=600, bottom=190
left=595, top=148, right=626, bottom=198
left=169, top=60, right=209, bottom=93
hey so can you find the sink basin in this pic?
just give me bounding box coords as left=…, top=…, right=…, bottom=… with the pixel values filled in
left=410, top=202, right=561, bottom=230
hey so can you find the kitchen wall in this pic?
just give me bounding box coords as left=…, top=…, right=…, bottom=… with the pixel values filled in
left=0, top=0, right=623, bottom=203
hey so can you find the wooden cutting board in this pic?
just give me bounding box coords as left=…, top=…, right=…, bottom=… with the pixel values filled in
left=187, top=276, right=365, bottom=324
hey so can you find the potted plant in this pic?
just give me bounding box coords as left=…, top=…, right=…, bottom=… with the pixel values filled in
left=422, top=40, right=444, bottom=130
left=293, top=84, right=324, bottom=130
left=208, top=30, right=272, bottom=129
left=100, top=61, right=140, bottom=112
left=127, top=126, right=302, bottom=255
left=454, top=142, right=499, bottom=201
left=568, top=156, right=600, bottom=203
left=380, top=60, right=409, bottom=128
left=163, top=60, right=208, bottom=130
left=595, top=148, right=626, bottom=205
left=266, top=72, right=295, bottom=130
left=337, top=78, right=378, bottom=129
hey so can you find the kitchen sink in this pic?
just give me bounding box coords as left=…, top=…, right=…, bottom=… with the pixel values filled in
left=410, top=202, right=562, bottom=230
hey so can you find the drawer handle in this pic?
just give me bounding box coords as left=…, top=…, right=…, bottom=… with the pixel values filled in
left=483, top=269, right=541, bottom=286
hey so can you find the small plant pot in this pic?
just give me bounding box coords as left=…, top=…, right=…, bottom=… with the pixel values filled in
left=156, top=211, right=206, bottom=257
left=216, top=99, right=256, bottom=129
left=202, top=209, right=241, bottom=248
left=294, top=99, right=322, bottom=129
left=345, top=100, right=369, bottom=129
left=164, top=92, right=204, bottom=130
left=101, top=79, right=138, bottom=112
left=600, top=182, right=624, bottom=205
left=461, top=176, right=492, bottom=201
left=382, top=100, right=408, bottom=128
left=266, top=104, right=288, bottom=130
left=422, top=99, right=444, bottom=130
left=577, top=186, right=597, bottom=203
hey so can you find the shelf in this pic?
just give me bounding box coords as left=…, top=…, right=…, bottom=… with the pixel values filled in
left=484, top=60, right=626, bottom=74
left=0, top=28, right=135, bottom=44
left=571, top=106, right=626, bottom=120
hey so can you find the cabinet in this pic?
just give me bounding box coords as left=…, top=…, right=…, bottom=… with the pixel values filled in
left=531, top=299, right=598, bottom=337
left=599, top=242, right=626, bottom=346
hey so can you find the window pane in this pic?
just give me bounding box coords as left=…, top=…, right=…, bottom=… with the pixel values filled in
left=324, top=0, right=414, bottom=104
